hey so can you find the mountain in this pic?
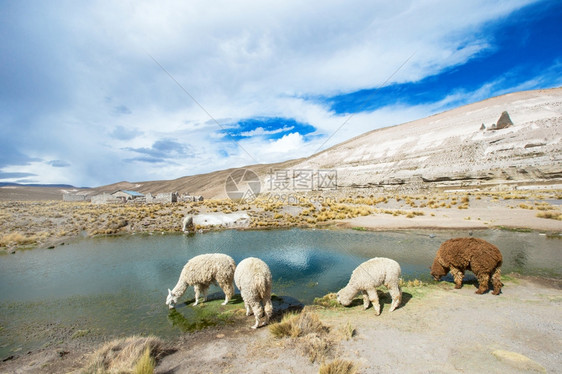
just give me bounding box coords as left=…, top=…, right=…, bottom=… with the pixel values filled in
left=0, top=182, right=83, bottom=188
left=290, top=87, right=562, bottom=191
left=96, top=88, right=561, bottom=198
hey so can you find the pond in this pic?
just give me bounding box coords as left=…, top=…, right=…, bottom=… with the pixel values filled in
left=0, top=228, right=560, bottom=358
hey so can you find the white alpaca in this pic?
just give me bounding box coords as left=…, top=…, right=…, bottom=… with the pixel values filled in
left=234, top=257, right=273, bottom=329
left=337, top=257, right=402, bottom=315
left=166, top=253, right=236, bottom=309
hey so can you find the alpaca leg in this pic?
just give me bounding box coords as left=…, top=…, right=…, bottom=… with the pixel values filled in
left=491, top=267, right=503, bottom=295
left=366, top=289, right=380, bottom=315
left=218, top=280, right=234, bottom=305
left=241, top=290, right=253, bottom=316
left=250, top=301, right=264, bottom=329
left=388, top=284, right=402, bottom=312
left=199, top=284, right=210, bottom=302
left=361, top=290, right=371, bottom=310
left=476, top=273, right=490, bottom=294
left=193, top=284, right=201, bottom=306
left=264, top=298, right=273, bottom=325
left=450, top=267, right=464, bottom=289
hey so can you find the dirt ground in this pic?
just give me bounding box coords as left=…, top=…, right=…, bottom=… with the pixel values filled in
left=1, top=275, right=560, bottom=374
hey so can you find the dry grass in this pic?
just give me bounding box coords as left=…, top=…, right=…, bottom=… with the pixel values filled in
left=133, top=347, right=156, bottom=374
left=269, top=308, right=334, bottom=363
left=269, top=308, right=329, bottom=339
left=536, top=211, right=562, bottom=220
left=0, top=232, right=37, bottom=247
left=319, top=359, right=358, bottom=374
left=82, top=335, right=169, bottom=374
left=339, top=321, right=355, bottom=341
left=1, top=188, right=560, bottom=250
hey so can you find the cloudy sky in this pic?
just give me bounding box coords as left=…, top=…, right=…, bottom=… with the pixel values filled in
left=1, top=0, right=561, bottom=187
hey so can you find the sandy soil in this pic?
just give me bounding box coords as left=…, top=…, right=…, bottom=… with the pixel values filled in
left=2, top=276, right=560, bottom=374
left=342, top=203, right=562, bottom=232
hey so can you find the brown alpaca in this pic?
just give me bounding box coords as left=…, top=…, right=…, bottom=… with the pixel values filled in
left=430, top=237, right=503, bottom=295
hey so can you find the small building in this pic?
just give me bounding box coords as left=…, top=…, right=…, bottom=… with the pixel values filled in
left=91, top=193, right=122, bottom=204
left=145, top=192, right=178, bottom=204
left=179, top=193, right=204, bottom=202
left=112, top=190, right=145, bottom=201
left=63, top=193, right=87, bottom=202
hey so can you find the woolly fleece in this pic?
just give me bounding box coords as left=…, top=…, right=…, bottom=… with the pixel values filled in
left=234, top=257, right=273, bottom=329
left=430, top=237, right=503, bottom=295
left=337, top=257, right=402, bottom=315
left=166, top=253, right=236, bottom=308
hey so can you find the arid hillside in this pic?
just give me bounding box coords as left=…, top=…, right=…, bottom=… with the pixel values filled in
left=292, top=87, right=562, bottom=191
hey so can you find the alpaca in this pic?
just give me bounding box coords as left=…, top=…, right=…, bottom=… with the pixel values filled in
left=430, top=237, right=503, bottom=295
left=166, top=253, right=236, bottom=309
left=234, top=257, right=273, bottom=329
left=337, top=257, right=402, bottom=315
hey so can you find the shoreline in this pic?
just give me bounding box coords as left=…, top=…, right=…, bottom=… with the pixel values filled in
left=1, top=274, right=560, bottom=373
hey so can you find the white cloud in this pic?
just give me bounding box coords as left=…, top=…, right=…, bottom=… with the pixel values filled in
left=240, top=126, right=295, bottom=137
left=0, top=0, right=547, bottom=186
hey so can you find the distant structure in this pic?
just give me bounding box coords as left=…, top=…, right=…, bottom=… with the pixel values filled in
left=145, top=192, right=178, bottom=204
left=85, top=190, right=203, bottom=204
left=179, top=193, right=204, bottom=202
left=62, top=192, right=91, bottom=202
left=91, top=193, right=122, bottom=204
left=112, top=190, right=145, bottom=201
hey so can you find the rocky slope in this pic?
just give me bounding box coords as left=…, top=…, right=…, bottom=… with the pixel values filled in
left=290, top=88, right=562, bottom=192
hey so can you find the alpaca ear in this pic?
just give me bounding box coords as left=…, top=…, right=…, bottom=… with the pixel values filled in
left=168, top=289, right=172, bottom=296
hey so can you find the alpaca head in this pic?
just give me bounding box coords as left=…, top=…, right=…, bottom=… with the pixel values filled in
left=166, top=289, right=178, bottom=309
left=336, top=287, right=354, bottom=307
left=430, top=260, right=448, bottom=281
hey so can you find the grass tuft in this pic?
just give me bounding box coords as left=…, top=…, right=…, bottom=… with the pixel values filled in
left=134, top=346, right=156, bottom=374
left=319, top=359, right=358, bottom=374
left=82, top=335, right=168, bottom=374
left=313, top=293, right=341, bottom=308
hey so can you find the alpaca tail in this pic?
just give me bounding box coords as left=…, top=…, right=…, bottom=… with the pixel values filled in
left=255, top=274, right=271, bottom=301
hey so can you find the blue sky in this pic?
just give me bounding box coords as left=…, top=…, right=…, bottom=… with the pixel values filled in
left=1, top=0, right=561, bottom=187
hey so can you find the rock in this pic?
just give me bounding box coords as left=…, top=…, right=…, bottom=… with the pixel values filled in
left=495, top=111, right=513, bottom=130
left=183, top=212, right=251, bottom=231
left=492, top=350, right=546, bottom=372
